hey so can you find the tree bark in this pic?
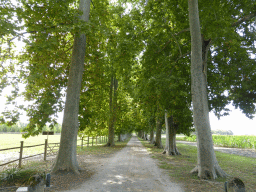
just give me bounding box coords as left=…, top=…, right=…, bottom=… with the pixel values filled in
left=188, top=0, right=228, bottom=179
left=149, top=128, right=155, bottom=144
left=106, top=77, right=118, bottom=146
left=138, top=130, right=143, bottom=138
left=52, top=0, right=91, bottom=175
left=154, top=116, right=163, bottom=149
left=141, top=131, right=145, bottom=140
left=118, top=133, right=121, bottom=142
left=145, top=133, right=148, bottom=140
left=163, top=112, right=181, bottom=155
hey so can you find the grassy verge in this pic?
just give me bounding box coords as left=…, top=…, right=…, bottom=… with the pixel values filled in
left=0, top=136, right=131, bottom=191
left=77, top=136, right=131, bottom=156
left=139, top=137, right=256, bottom=192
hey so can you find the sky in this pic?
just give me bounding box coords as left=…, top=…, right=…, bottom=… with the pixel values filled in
left=209, top=104, right=256, bottom=135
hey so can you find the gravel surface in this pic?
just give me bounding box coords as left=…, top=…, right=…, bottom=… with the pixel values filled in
left=61, top=136, right=184, bottom=192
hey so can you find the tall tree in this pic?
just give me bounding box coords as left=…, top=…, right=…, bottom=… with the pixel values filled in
left=163, top=105, right=193, bottom=156
left=188, top=0, right=227, bottom=179
left=154, top=109, right=164, bottom=149
left=106, top=76, right=118, bottom=146
left=52, top=0, right=91, bottom=174
left=148, top=114, right=156, bottom=144
left=163, top=113, right=180, bottom=155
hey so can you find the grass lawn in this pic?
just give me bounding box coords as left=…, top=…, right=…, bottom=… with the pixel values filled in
left=139, top=137, right=256, bottom=192
left=0, top=134, right=61, bottom=156
left=0, top=134, right=108, bottom=156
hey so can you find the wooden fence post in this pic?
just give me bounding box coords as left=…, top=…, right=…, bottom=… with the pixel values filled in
left=44, top=139, right=48, bottom=161
left=92, top=137, right=94, bottom=146
left=87, top=136, right=89, bottom=147
left=19, top=141, right=23, bottom=168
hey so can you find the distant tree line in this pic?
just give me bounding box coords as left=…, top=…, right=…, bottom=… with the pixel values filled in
left=190, top=129, right=234, bottom=136
left=0, top=122, right=62, bottom=133
left=211, top=129, right=233, bottom=135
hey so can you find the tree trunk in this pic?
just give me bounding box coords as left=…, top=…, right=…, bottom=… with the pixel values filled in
left=188, top=0, right=228, bottom=179
left=141, top=131, right=145, bottom=139
left=138, top=130, right=143, bottom=138
left=149, top=128, right=155, bottom=144
left=106, top=77, right=118, bottom=146
left=118, top=133, right=121, bottom=142
left=163, top=112, right=181, bottom=155
left=154, top=116, right=163, bottom=149
left=52, top=0, right=91, bottom=175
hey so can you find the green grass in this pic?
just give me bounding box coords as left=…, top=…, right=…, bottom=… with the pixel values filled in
left=77, top=136, right=131, bottom=156
left=139, top=137, right=256, bottom=192
left=176, top=135, right=256, bottom=149
left=0, top=134, right=108, bottom=157
left=0, top=136, right=131, bottom=189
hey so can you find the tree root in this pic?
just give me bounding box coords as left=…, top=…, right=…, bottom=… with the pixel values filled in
left=154, top=142, right=163, bottom=149
left=162, top=149, right=181, bottom=155
left=190, top=164, right=228, bottom=180
left=51, top=163, right=81, bottom=175
left=104, top=142, right=115, bottom=147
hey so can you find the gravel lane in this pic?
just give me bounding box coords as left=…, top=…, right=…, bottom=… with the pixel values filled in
left=62, top=136, right=184, bottom=192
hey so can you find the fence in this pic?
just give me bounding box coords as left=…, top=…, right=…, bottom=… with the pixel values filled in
left=0, top=135, right=108, bottom=168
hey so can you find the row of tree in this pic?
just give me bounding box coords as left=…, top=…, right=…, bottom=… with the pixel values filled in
left=212, top=130, right=234, bottom=135
left=0, top=122, right=62, bottom=133
left=0, top=122, right=26, bottom=132
left=1, top=0, right=256, bottom=179
left=131, top=0, right=256, bottom=179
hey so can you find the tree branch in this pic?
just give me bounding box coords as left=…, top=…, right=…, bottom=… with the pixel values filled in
left=8, top=31, right=36, bottom=42
left=174, top=51, right=190, bottom=63
left=169, top=29, right=182, bottom=56
left=231, top=12, right=256, bottom=27
left=175, top=28, right=190, bottom=35
left=156, top=27, right=183, bottom=56
left=176, top=11, right=256, bottom=35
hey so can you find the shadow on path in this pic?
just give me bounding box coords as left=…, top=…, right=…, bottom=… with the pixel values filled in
left=62, top=136, right=184, bottom=192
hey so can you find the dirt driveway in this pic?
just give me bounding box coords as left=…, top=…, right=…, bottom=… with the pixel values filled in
left=61, top=136, right=184, bottom=192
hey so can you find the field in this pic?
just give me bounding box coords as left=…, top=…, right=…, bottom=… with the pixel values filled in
left=176, top=135, right=256, bottom=149
left=0, top=134, right=108, bottom=164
